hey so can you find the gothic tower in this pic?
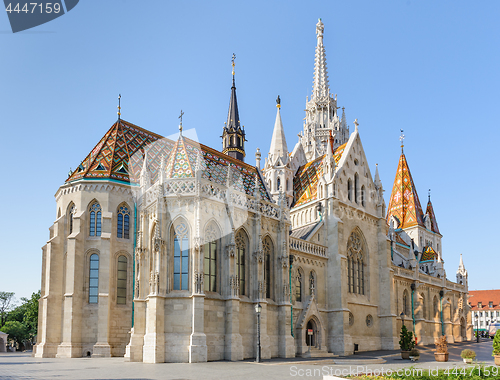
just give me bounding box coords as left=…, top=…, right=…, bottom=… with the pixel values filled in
left=222, top=55, right=246, bottom=162
left=300, top=19, right=349, bottom=162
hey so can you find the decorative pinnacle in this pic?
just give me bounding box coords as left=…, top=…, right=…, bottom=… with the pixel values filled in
left=231, top=53, right=236, bottom=77
left=178, top=109, right=184, bottom=134
left=276, top=95, right=281, bottom=109
left=117, top=94, right=121, bottom=120
left=400, top=129, right=405, bottom=152
left=428, top=189, right=431, bottom=202
left=316, top=18, right=324, bottom=40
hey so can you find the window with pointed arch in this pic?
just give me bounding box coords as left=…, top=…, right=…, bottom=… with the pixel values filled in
left=361, top=185, right=366, bottom=207
left=89, top=201, right=102, bottom=237
left=116, top=255, right=127, bottom=304
left=354, top=173, right=359, bottom=204
left=309, top=271, right=316, bottom=297
left=204, top=223, right=220, bottom=293
left=89, top=253, right=99, bottom=303
left=403, top=290, right=409, bottom=316
left=295, top=268, right=303, bottom=303
left=117, top=205, right=130, bottom=239
left=235, top=230, right=247, bottom=296
left=347, top=230, right=365, bottom=295
left=347, top=179, right=352, bottom=201
left=263, top=236, right=273, bottom=300
left=172, top=221, right=189, bottom=291
left=68, top=203, right=75, bottom=235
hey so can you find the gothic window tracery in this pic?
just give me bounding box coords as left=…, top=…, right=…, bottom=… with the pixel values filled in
left=204, top=223, right=219, bottom=293
left=68, top=203, right=75, bottom=235
left=263, top=236, right=273, bottom=299
left=235, top=229, right=247, bottom=296
left=347, top=230, right=365, bottom=295
left=89, top=202, right=102, bottom=237
left=117, top=205, right=130, bottom=239
left=403, top=290, right=409, bottom=316
left=348, top=179, right=352, bottom=201
left=89, top=253, right=99, bottom=303
left=295, top=268, right=303, bottom=302
left=173, top=222, right=189, bottom=291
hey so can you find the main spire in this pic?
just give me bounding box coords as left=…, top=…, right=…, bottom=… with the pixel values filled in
left=312, top=18, right=329, bottom=100
left=222, top=53, right=246, bottom=162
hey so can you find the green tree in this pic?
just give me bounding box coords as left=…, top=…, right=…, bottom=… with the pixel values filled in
left=0, top=291, right=15, bottom=327
left=5, top=291, right=40, bottom=341
left=0, top=321, right=28, bottom=347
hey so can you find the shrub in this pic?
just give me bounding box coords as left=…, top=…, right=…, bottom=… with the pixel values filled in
left=461, top=349, right=476, bottom=359
left=399, top=325, right=415, bottom=351
left=493, top=331, right=500, bottom=356
left=435, top=335, right=448, bottom=354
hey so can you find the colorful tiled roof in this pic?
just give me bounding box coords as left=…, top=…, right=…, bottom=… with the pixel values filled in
left=425, top=200, right=440, bottom=234
left=469, top=290, right=500, bottom=311
left=66, top=119, right=271, bottom=201
left=334, top=142, right=347, bottom=165
left=293, top=156, right=324, bottom=207
left=393, top=232, right=410, bottom=247
left=386, top=153, right=425, bottom=229
left=420, top=246, right=438, bottom=262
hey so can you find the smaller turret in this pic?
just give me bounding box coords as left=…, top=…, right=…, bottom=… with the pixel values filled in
left=456, top=254, right=468, bottom=286
left=140, top=150, right=151, bottom=190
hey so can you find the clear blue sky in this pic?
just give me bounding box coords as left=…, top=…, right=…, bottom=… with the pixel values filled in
left=1, top=0, right=498, bottom=301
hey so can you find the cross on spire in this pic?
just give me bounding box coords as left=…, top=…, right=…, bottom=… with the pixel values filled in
left=400, top=129, right=405, bottom=152
left=231, top=53, right=236, bottom=77
left=179, top=110, right=184, bottom=134
left=117, top=94, right=121, bottom=120
left=428, top=189, right=431, bottom=202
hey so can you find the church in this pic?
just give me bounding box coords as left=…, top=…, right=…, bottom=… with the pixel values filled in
left=34, top=19, right=472, bottom=363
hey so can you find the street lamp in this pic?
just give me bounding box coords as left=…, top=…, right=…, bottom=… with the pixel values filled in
left=400, top=312, right=405, bottom=328
left=255, top=303, right=262, bottom=363
left=475, top=314, right=479, bottom=343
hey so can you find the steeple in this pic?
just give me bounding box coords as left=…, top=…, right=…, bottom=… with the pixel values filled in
left=456, top=254, right=468, bottom=285
left=425, top=193, right=440, bottom=234
left=300, top=19, right=348, bottom=161
left=386, top=150, right=425, bottom=230
left=268, top=95, right=288, bottom=166
left=222, top=53, right=246, bottom=162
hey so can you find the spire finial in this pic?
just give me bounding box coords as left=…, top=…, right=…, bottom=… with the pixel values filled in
left=231, top=53, right=236, bottom=77
left=400, top=129, right=405, bottom=153
left=276, top=95, right=281, bottom=109
left=354, top=118, right=359, bottom=132
left=316, top=18, right=324, bottom=41
left=117, top=94, right=121, bottom=120
left=428, top=189, right=431, bottom=202
left=178, top=109, right=184, bottom=135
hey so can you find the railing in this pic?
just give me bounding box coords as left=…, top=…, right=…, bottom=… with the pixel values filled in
left=289, top=237, right=327, bottom=258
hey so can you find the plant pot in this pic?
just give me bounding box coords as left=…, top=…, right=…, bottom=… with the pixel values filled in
left=463, top=358, right=472, bottom=364
left=495, top=355, right=500, bottom=366
left=401, top=350, right=410, bottom=360
left=435, top=353, right=448, bottom=362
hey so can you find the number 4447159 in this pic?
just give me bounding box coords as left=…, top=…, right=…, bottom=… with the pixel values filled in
left=5, top=3, right=61, bottom=13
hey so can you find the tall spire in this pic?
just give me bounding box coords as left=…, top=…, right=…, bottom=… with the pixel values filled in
left=313, top=18, right=329, bottom=99
left=268, top=95, right=288, bottom=165
left=222, top=53, right=246, bottom=162
left=425, top=194, right=440, bottom=234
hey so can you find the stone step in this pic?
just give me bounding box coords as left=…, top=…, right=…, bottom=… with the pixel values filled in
left=302, top=347, right=334, bottom=358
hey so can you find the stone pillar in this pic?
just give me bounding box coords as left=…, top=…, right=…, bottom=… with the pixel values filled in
left=224, top=298, right=243, bottom=361
left=142, top=296, right=165, bottom=363
left=259, top=302, right=271, bottom=359
left=189, top=295, right=207, bottom=363
left=125, top=300, right=146, bottom=362
left=278, top=305, right=295, bottom=358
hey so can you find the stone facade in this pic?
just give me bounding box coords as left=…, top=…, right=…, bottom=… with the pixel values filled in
left=34, top=19, right=471, bottom=363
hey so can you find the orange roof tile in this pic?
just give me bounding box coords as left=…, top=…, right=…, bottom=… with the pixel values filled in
left=386, top=153, right=425, bottom=229
left=425, top=200, right=440, bottom=234
left=469, top=290, right=500, bottom=311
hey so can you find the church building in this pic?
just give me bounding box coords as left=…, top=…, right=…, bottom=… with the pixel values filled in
left=34, top=19, right=471, bottom=363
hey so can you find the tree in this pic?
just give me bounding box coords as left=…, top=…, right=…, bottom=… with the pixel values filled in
left=0, top=292, right=15, bottom=327
left=0, top=321, right=28, bottom=347
left=5, top=291, right=40, bottom=342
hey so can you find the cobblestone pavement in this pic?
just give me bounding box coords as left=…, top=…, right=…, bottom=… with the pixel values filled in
left=0, top=340, right=496, bottom=380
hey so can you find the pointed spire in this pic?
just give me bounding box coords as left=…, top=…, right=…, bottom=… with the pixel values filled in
left=268, top=96, right=288, bottom=165
left=375, top=163, right=382, bottom=188
left=140, top=149, right=151, bottom=188
left=313, top=18, right=329, bottom=99
left=341, top=106, right=346, bottom=127
left=386, top=150, right=425, bottom=229
left=326, top=130, right=334, bottom=160
left=425, top=194, right=440, bottom=234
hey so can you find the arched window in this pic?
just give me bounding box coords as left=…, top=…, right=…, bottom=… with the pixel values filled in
left=117, top=205, right=130, bottom=239
left=277, top=177, right=281, bottom=191
left=309, top=271, right=316, bottom=296
left=173, top=222, right=189, bottom=290
left=89, top=202, right=102, bottom=237
left=347, top=179, right=352, bottom=201
left=235, top=230, right=247, bottom=296
left=361, top=185, right=366, bottom=207
left=204, top=223, right=219, bottom=293
left=295, top=269, right=303, bottom=302
left=354, top=173, right=359, bottom=204
left=117, top=255, right=127, bottom=304
left=89, top=254, right=99, bottom=304
left=347, top=230, right=365, bottom=295
left=263, top=236, right=273, bottom=299
left=68, top=203, right=75, bottom=235
left=403, top=290, right=409, bottom=316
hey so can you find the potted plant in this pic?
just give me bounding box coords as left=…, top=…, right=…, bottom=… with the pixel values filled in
left=461, top=349, right=476, bottom=364
left=493, top=331, right=500, bottom=366
left=434, top=335, right=448, bottom=362
left=409, top=348, right=420, bottom=362
left=399, top=325, right=415, bottom=359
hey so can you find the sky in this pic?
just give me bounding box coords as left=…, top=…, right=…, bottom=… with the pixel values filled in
left=0, top=0, right=498, bottom=302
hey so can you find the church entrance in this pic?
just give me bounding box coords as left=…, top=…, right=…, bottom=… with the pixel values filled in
left=306, top=320, right=316, bottom=347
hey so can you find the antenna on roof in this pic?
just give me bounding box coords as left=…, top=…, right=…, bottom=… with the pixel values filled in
left=117, top=94, right=121, bottom=121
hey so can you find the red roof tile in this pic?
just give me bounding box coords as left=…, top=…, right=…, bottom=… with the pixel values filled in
left=469, top=290, right=500, bottom=311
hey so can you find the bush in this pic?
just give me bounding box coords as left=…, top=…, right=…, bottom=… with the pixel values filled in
left=493, top=331, right=500, bottom=356
left=435, top=335, right=448, bottom=354
left=461, top=349, right=476, bottom=359
left=399, top=325, right=415, bottom=351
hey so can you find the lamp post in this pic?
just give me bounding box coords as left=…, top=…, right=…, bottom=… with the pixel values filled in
left=400, top=311, right=405, bottom=328
left=255, top=303, right=262, bottom=363
left=475, top=314, right=479, bottom=343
